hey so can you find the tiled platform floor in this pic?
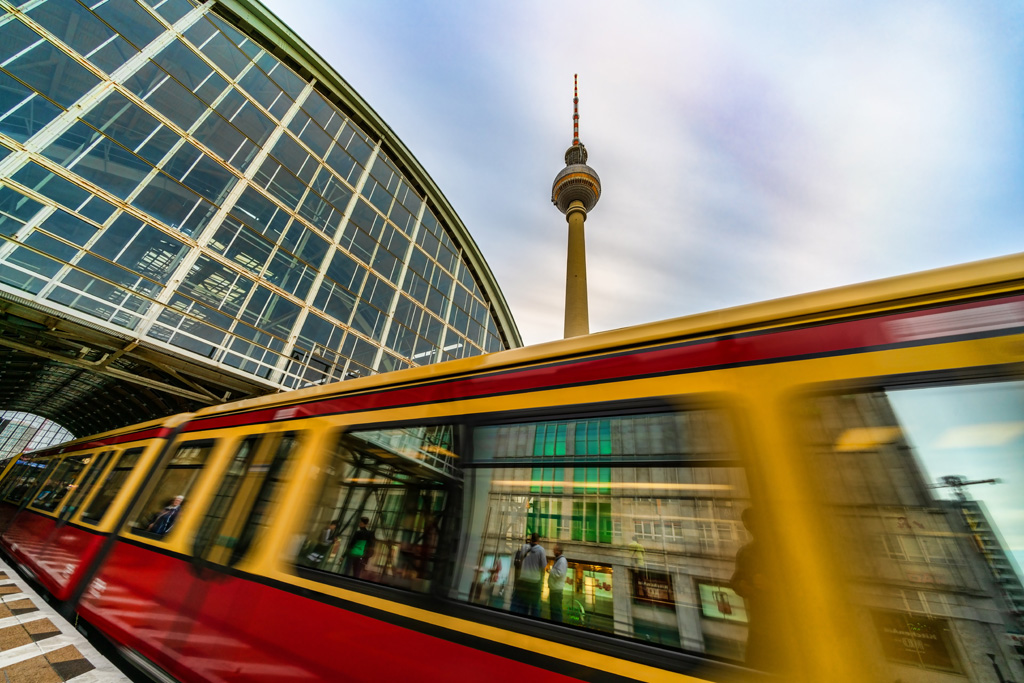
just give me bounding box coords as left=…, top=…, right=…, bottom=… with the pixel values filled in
left=0, top=559, right=129, bottom=682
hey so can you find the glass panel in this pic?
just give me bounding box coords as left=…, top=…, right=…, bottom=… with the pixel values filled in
left=239, top=285, right=299, bottom=339
left=0, top=18, right=44, bottom=65
left=0, top=185, right=45, bottom=238
left=207, top=216, right=272, bottom=275
left=44, top=128, right=154, bottom=199
left=460, top=408, right=755, bottom=666
left=22, top=229, right=77, bottom=261
left=27, top=0, right=137, bottom=73
left=254, top=156, right=305, bottom=210
left=81, top=447, right=144, bottom=524
left=141, top=0, right=192, bottom=25
left=123, top=60, right=205, bottom=130
left=82, top=90, right=179, bottom=165
left=130, top=439, right=212, bottom=538
left=0, top=74, right=64, bottom=142
left=9, top=163, right=109, bottom=225
left=131, top=172, right=216, bottom=236
left=92, top=0, right=164, bottom=49
left=215, top=88, right=274, bottom=146
left=30, top=455, right=89, bottom=512
left=238, top=66, right=288, bottom=116
left=296, top=426, right=455, bottom=594
left=162, top=142, right=238, bottom=205
left=229, top=186, right=289, bottom=241
left=256, top=54, right=304, bottom=100
left=192, top=110, right=257, bottom=171
left=802, top=380, right=1024, bottom=681
left=153, top=39, right=227, bottom=106
left=264, top=250, right=314, bottom=299
left=90, top=216, right=187, bottom=283
left=176, top=254, right=253, bottom=315
left=198, top=31, right=249, bottom=80
left=3, top=39, right=100, bottom=108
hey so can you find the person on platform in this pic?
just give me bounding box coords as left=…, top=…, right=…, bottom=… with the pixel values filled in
left=148, top=495, right=184, bottom=536
left=547, top=545, right=568, bottom=622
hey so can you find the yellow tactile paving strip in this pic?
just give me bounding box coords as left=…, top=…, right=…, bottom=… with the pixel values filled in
left=0, top=562, right=129, bottom=682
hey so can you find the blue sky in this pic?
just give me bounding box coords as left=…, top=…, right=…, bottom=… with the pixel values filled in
left=260, top=0, right=1024, bottom=347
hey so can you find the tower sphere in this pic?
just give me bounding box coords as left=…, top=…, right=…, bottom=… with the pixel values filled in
left=551, top=144, right=602, bottom=214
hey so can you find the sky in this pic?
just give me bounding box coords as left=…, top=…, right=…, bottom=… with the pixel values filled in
left=259, top=0, right=1024, bottom=347
left=889, top=383, right=1024, bottom=577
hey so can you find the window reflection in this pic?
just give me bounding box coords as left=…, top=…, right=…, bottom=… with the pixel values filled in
left=459, top=409, right=757, bottom=664
left=804, top=380, right=1024, bottom=681
left=297, top=426, right=456, bottom=593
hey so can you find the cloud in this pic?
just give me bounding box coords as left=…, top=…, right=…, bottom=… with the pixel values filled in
left=262, top=0, right=1024, bottom=346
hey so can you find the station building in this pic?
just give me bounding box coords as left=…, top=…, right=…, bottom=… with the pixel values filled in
left=0, top=0, right=520, bottom=438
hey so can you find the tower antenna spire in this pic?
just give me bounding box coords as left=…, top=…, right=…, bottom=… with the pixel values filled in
left=572, top=74, right=580, bottom=146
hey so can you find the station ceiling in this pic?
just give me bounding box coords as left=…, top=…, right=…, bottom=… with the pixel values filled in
left=0, top=298, right=272, bottom=440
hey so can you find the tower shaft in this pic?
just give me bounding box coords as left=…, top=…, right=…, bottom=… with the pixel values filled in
left=564, top=200, right=589, bottom=337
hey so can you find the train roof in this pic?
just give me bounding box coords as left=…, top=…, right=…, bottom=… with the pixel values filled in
left=185, top=251, right=1024, bottom=420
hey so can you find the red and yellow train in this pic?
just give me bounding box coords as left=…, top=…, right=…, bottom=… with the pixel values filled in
left=1, top=253, right=1022, bottom=682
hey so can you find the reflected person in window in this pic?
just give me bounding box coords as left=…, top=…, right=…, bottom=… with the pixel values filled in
left=516, top=533, right=546, bottom=618
left=548, top=545, right=568, bottom=622
left=149, top=495, right=184, bottom=536
left=344, top=516, right=375, bottom=579
left=730, top=508, right=779, bottom=670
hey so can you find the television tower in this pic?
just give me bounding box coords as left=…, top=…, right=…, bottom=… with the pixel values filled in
left=551, top=75, right=601, bottom=338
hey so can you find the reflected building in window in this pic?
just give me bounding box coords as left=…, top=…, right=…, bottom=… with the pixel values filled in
left=0, top=0, right=520, bottom=437
left=459, top=409, right=755, bottom=664
left=806, top=390, right=1024, bottom=681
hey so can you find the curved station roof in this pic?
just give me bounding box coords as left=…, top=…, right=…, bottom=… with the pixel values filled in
left=0, top=0, right=520, bottom=439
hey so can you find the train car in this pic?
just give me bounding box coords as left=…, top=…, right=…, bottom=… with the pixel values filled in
left=0, top=415, right=190, bottom=601
left=1, top=253, right=1022, bottom=683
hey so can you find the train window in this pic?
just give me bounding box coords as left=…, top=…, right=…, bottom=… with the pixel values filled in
left=80, top=448, right=144, bottom=525
left=0, top=459, right=52, bottom=505
left=296, top=425, right=456, bottom=593
left=192, top=432, right=299, bottom=566
left=58, top=450, right=114, bottom=522
left=228, top=431, right=298, bottom=566
left=455, top=408, right=755, bottom=664
left=30, top=455, right=90, bottom=513
left=130, top=440, right=213, bottom=539
left=193, top=435, right=263, bottom=561
left=802, top=380, right=1024, bottom=681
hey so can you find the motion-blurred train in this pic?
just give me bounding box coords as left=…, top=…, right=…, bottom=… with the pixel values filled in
left=1, top=253, right=1022, bottom=683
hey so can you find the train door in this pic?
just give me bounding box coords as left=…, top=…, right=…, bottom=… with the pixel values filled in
left=28, top=449, right=117, bottom=600
left=1, top=453, right=95, bottom=571
left=0, top=456, right=46, bottom=531
left=73, top=433, right=224, bottom=672
left=75, top=425, right=307, bottom=683
left=0, top=457, right=57, bottom=534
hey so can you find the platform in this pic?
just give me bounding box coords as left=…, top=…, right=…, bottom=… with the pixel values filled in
left=0, top=557, right=129, bottom=682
